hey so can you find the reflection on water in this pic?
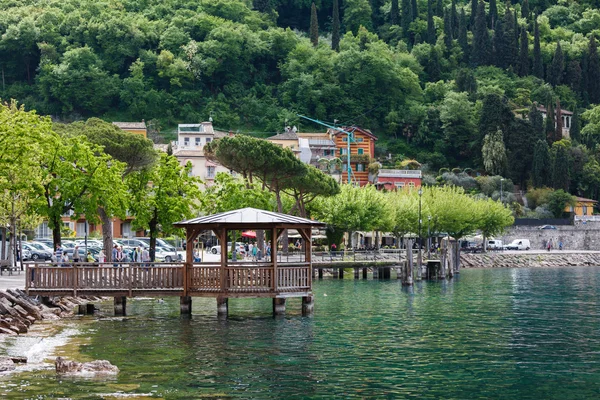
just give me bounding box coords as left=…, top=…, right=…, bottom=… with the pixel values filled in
left=1, top=267, right=600, bottom=399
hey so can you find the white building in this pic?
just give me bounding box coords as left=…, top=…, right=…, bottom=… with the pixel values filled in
left=538, top=106, right=573, bottom=138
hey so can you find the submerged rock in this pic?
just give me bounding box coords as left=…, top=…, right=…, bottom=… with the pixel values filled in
left=0, top=356, right=16, bottom=372
left=55, top=356, right=119, bottom=376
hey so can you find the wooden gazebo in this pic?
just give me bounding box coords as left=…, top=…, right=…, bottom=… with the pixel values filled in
left=174, top=207, right=324, bottom=316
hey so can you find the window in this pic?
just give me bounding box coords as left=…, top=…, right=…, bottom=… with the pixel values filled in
left=195, top=137, right=201, bottom=146
left=357, top=163, right=364, bottom=172
left=342, top=137, right=348, bottom=142
left=356, top=138, right=364, bottom=142
left=341, top=148, right=348, bottom=155
left=408, top=182, right=415, bottom=188
left=358, top=148, right=364, bottom=155
left=206, top=166, right=216, bottom=179
left=394, top=182, right=405, bottom=188
left=342, top=163, right=347, bottom=171
left=583, top=206, right=588, bottom=215
left=184, top=137, right=189, bottom=146
left=206, top=138, right=212, bottom=143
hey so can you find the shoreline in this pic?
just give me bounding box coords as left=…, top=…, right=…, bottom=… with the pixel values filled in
left=460, top=252, right=600, bottom=269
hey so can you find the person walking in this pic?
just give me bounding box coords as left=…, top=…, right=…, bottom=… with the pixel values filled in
left=142, top=246, right=150, bottom=267
left=73, top=245, right=81, bottom=263
left=98, top=249, right=106, bottom=263
left=54, top=244, right=62, bottom=264
left=115, top=246, right=125, bottom=265
left=133, top=246, right=142, bottom=263
left=61, top=251, right=69, bottom=267
left=112, top=244, right=119, bottom=267
left=252, top=243, right=258, bottom=262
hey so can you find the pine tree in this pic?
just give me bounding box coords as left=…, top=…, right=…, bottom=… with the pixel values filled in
left=444, top=9, right=453, bottom=54
left=532, top=139, right=549, bottom=187
left=518, top=27, right=529, bottom=76
left=427, top=0, right=436, bottom=44
left=521, top=0, right=530, bottom=19
left=470, top=0, right=477, bottom=28
left=309, top=2, right=318, bottom=47
left=493, top=19, right=506, bottom=69
left=391, top=0, right=399, bottom=25
left=570, top=109, right=581, bottom=143
left=458, top=9, right=469, bottom=63
left=548, top=42, right=565, bottom=86
left=412, top=0, right=418, bottom=22
left=533, top=17, right=543, bottom=78
left=555, top=99, right=563, bottom=142
left=471, top=1, right=490, bottom=67
left=503, top=6, right=518, bottom=69
left=545, top=101, right=555, bottom=144
left=451, top=0, right=459, bottom=38
left=552, top=146, right=570, bottom=191
left=489, top=0, right=498, bottom=28
left=401, top=0, right=413, bottom=39
left=588, top=36, right=600, bottom=104
left=436, top=0, right=444, bottom=18
left=529, top=104, right=544, bottom=140
left=332, top=0, right=340, bottom=51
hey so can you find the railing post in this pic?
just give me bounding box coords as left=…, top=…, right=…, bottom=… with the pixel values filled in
left=128, top=263, right=133, bottom=297
left=73, top=264, right=78, bottom=297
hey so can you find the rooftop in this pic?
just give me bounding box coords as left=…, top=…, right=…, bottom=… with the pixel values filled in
left=113, top=121, right=146, bottom=130
left=267, top=131, right=298, bottom=140
left=174, top=207, right=324, bottom=228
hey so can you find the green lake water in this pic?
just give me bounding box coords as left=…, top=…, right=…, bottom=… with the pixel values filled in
left=1, top=267, right=600, bottom=399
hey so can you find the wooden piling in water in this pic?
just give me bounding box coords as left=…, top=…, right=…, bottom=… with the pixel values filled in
left=114, top=296, right=126, bottom=316
left=362, top=268, right=367, bottom=279
left=273, top=298, right=286, bottom=316
left=404, top=240, right=414, bottom=286
left=302, top=295, right=314, bottom=316
left=354, top=268, right=359, bottom=279
left=180, top=296, right=192, bottom=314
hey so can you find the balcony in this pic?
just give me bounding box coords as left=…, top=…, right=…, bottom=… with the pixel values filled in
left=378, top=169, right=422, bottom=178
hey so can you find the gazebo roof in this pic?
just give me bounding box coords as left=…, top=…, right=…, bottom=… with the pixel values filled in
left=174, top=207, right=324, bottom=229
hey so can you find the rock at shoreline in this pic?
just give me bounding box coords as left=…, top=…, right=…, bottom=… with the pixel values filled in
left=0, top=356, right=17, bottom=372
left=55, top=356, right=119, bottom=376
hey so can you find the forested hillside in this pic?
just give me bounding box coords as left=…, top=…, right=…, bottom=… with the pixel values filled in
left=1, top=0, right=600, bottom=197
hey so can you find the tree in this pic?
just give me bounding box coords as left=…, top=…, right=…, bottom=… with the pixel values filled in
left=532, top=139, right=550, bottom=187
left=502, top=6, right=518, bottom=69
left=479, top=93, right=514, bottom=149
left=529, top=104, right=544, bottom=140
left=200, top=173, right=275, bottom=215
left=440, top=92, right=476, bottom=161
left=444, top=10, right=453, bottom=55
left=401, top=0, right=412, bottom=39
left=545, top=101, right=555, bottom=144
left=548, top=42, right=564, bottom=86
left=493, top=19, right=507, bottom=69
left=332, top=0, right=341, bottom=51
left=533, top=17, right=543, bottom=79
left=552, top=145, right=570, bottom=191
left=427, top=0, right=435, bottom=44
left=436, top=0, right=444, bottom=18
left=476, top=199, right=514, bottom=251
left=284, top=165, right=340, bottom=217
left=521, top=0, right=530, bottom=19
left=518, top=28, right=529, bottom=77
left=555, top=99, right=563, bottom=143
left=451, top=0, right=459, bottom=38
left=488, top=0, right=498, bottom=28
left=129, top=153, right=202, bottom=260
left=546, top=189, right=574, bottom=218
left=570, top=109, right=581, bottom=143
left=458, top=9, right=469, bottom=63
left=343, top=0, right=373, bottom=34
left=391, top=0, right=400, bottom=25
left=581, top=105, right=600, bottom=148
left=471, top=1, right=490, bottom=67
left=482, top=129, right=507, bottom=176
left=587, top=36, right=600, bottom=104
left=309, top=2, right=318, bottom=47
left=470, top=0, right=477, bottom=28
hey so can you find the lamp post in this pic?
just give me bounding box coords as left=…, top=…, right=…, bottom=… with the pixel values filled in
left=417, top=187, right=423, bottom=279
left=500, top=178, right=505, bottom=203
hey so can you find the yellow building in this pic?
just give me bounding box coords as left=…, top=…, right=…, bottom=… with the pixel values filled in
left=566, top=197, right=597, bottom=216
left=112, top=121, right=147, bottom=137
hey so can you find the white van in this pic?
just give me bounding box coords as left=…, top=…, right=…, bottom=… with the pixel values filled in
left=503, top=239, right=530, bottom=250
left=486, top=240, right=503, bottom=250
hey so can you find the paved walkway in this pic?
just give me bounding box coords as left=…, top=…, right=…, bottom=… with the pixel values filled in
left=0, top=270, right=25, bottom=290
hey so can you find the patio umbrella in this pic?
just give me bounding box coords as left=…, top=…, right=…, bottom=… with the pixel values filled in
left=241, top=231, right=257, bottom=238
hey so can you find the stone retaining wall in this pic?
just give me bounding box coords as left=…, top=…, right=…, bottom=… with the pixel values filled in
left=503, top=225, right=600, bottom=251
left=461, top=252, right=600, bottom=268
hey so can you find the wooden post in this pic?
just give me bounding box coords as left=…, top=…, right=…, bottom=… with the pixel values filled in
left=220, top=228, right=227, bottom=293
left=417, top=248, right=423, bottom=281
left=362, top=267, right=367, bottom=279
left=217, top=297, right=228, bottom=317
left=354, top=268, right=359, bottom=279
left=339, top=267, right=344, bottom=279
left=114, top=296, right=127, bottom=316
left=180, top=296, right=192, bottom=314
left=86, top=303, right=95, bottom=314
left=332, top=267, right=339, bottom=279
left=302, top=295, right=314, bottom=316
left=304, top=228, right=312, bottom=290
left=271, top=227, right=278, bottom=292
left=404, top=240, right=413, bottom=286
left=184, top=227, right=195, bottom=297
left=318, top=268, right=323, bottom=279
left=273, top=298, right=286, bottom=316
left=73, top=264, right=78, bottom=297
left=372, top=266, right=379, bottom=279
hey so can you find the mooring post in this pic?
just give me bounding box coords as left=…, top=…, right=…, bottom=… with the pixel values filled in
left=273, top=298, right=286, bottom=316
left=180, top=296, right=192, bottom=315
left=354, top=268, right=359, bottom=279
left=86, top=303, right=95, bottom=315
left=217, top=297, right=228, bottom=317
left=339, top=268, right=344, bottom=279
left=302, top=295, right=314, bottom=316
left=404, top=240, right=414, bottom=286
left=114, top=296, right=127, bottom=316
left=362, top=267, right=367, bottom=279
left=318, top=268, right=323, bottom=279
left=383, top=267, right=390, bottom=279
left=332, top=268, right=339, bottom=279
left=372, top=266, right=379, bottom=279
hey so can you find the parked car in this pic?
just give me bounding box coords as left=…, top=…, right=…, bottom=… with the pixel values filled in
left=22, top=243, right=53, bottom=261
left=136, top=238, right=177, bottom=252
left=503, top=239, right=531, bottom=250
left=486, top=240, right=503, bottom=250
left=34, top=238, right=54, bottom=248
left=540, top=225, right=557, bottom=230
left=154, top=248, right=180, bottom=262
left=61, top=247, right=101, bottom=262
left=75, top=239, right=104, bottom=248
left=30, top=241, right=54, bottom=253
left=120, top=239, right=150, bottom=249
left=211, top=242, right=246, bottom=255
left=461, top=241, right=482, bottom=253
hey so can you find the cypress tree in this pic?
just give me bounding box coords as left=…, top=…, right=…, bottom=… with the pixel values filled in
left=427, top=45, right=442, bottom=81
left=436, top=0, right=444, bottom=18
left=412, top=0, right=418, bottom=22
left=470, top=0, right=477, bottom=28
left=458, top=9, right=469, bottom=63
left=545, top=101, right=555, bottom=144
left=391, top=0, right=399, bottom=25
left=532, top=139, right=550, bottom=187
left=529, top=103, right=544, bottom=140
left=402, top=0, right=413, bottom=39
left=503, top=6, right=518, bottom=69
left=427, top=0, right=436, bottom=44
left=471, top=1, right=490, bottom=67
left=521, top=0, right=530, bottom=19
left=489, top=0, right=498, bottom=29
left=332, top=0, right=340, bottom=51
left=493, top=19, right=506, bottom=69
left=444, top=9, right=453, bottom=54
left=548, top=42, right=565, bottom=86
left=309, top=2, right=318, bottom=47
left=588, top=36, right=600, bottom=104
left=555, top=99, right=563, bottom=143
left=566, top=60, right=582, bottom=94
left=570, top=109, right=581, bottom=143
left=456, top=68, right=478, bottom=94
left=518, top=27, right=529, bottom=76
left=451, top=0, right=459, bottom=38
left=533, top=17, right=543, bottom=78
left=552, top=146, right=570, bottom=191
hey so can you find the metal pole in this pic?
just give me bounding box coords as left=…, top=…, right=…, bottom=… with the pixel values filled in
left=427, top=215, right=431, bottom=259
left=418, top=189, right=422, bottom=252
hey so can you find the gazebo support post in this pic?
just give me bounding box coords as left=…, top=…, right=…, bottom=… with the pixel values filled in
left=114, top=296, right=126, bottom=316
left=302, top=295, right=314, bottom=316
left=180, top=296, right=192, bottom=314
left=271, top=227, right=278, bottom=293
left=273, top=298, right=286, bottom=316
left=217, top=297, right=228, bottom=317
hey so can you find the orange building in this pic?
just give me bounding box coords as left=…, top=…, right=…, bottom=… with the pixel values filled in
left=112, top=121, right=147, bottom=137
left=566, top=197, right=597, bottom=216
left=328, top=126, right=377, bottom=186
